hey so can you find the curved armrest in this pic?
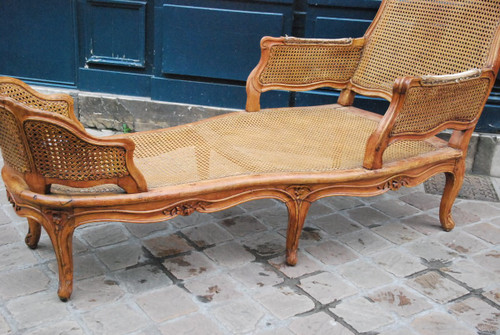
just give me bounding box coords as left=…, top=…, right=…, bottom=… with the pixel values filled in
left=246, top=36, right=365, bottom=111
left=0, top=76, right=84, bottom=130
left=363, top=68, right=496, bottom=170
left=1, top=98, right=147, bottom=194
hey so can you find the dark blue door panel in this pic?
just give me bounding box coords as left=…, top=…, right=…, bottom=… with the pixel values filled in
left=85, top=0, right=147, bottom=68
left=79, top=68, right=151, bottom=96
left=313, top=17, right=372, bottom=39
left=161, top=5, right=285, bottom=81
left=0, top=0, right=77, bottom=85
left=152, top=0, right=294, bottom=107
left=152, top=78, right=289, bottom=109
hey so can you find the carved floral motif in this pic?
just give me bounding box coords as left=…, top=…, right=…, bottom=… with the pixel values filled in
left=286, top=186, right=312, bottom=200
left=377, top=177, right=409, bottom=191
left=165, top=202, right=208, bottom=217
left=42, top=209, right=71, bottom=230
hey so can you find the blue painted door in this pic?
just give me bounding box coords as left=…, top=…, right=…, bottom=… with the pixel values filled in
left=0, top=0, right=499, bottom=132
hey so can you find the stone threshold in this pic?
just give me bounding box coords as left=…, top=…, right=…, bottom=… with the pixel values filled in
left=34, top=86, right=500, bottom=178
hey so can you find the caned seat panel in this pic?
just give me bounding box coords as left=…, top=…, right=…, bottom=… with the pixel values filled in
left=128, top=105, right=443, bottom=188
left=353, top=0, right=500, bottom=94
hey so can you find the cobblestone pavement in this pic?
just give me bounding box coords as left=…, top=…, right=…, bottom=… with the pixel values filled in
left=0, top=164, right=499, bottom=334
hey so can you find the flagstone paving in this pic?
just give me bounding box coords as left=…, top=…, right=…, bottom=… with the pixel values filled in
left=0, top=155, right=498, bottom=334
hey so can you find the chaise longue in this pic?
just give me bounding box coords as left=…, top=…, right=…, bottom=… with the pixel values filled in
left=1, top=0, right=500, bottom=301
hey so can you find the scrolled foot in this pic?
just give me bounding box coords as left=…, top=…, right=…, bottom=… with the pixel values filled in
left=286, top=249, right=298, bottom=266
left=439, top=171, right=463, bottom=232
left=57, top=280, right=73, bottom=302
left=25, top=233, right=39, bottom=249
left=25, top=219, right=41, bottom=249
left=440, top=213, right=455, bottom=232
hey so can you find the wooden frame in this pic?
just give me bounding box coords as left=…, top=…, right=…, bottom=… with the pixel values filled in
left=1, top=0, right=500, bottom=301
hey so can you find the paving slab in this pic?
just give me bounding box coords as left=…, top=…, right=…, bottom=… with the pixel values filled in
left=82, top=303, right=150, bottom=334
left=407, top=271, right=469, bottom=303
left=6, top=292, right=71, bottom=329
left=135, top=286, right=198, bottom=322
left=305, top=240, right=357, bottom=265
left=368, top=286, right=433, bottom=317
left=313, top=213, right=362, bottom=237
left=229, top=262, right=284, bottom=288
left=142, top=233, right=193, bottom=258
left=298, top=271, right=358, bottom=304
left=371, top=248, right=427, bottom=277
left=372, top=223, right=423, bottom=245
left=162, top=252, right=216, bottom=280
left=22, top=320, right=84, bottom=335
left=435, top=230, right=490, bottom=255
left=288, top=312, right=354, bottom=335
left=254, top=286, right=315, bottom=320
left=449, top=297, right=500, bottom=334
left=0, top=268, right=50, bottom=300
left=184, top=273, right=243, bottom=303
left=269, top=252, right=323, bottom=278
left=410, top=312, right=476, bottom=335
left=114, top=264, right=173, bottom=294
left=0, top=315, right=11, bottom=335
left=182, top=222, right=233, bottom=248
left=441, top=259, right=499, bottom=289
left=70, top=276, right=124, bottom=310
left=96, top=242, right=144, bottom=271
left=0, top=243, right=38, bottom=270
left=204, top=241, right=255, bottom=267
left=338, top=229, right=392, bottom=255
left=79, top=223, right=129, bottom=248
left=337, top=259, right=394, bottom=289
left=464, top=222, right=500, bottom=244
left=330, top=297, right=395, bottom=333
left=212, top=298, right=265, bottom=334
left=158, top=314, right=224, bottom=335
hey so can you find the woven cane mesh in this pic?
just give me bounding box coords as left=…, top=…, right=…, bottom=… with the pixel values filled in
left=128, top=106, right=439, bottom=188
left=352, top=0, right=500, bottom=94
left=391, top=78, right=491, bottom=136
left=260, top=42, right=363, bottom=85
left=23, top=121, right=129, bottom=181
left=0, top=107, right=30, bottom=173
left=0, top=83, right=70, bottom=118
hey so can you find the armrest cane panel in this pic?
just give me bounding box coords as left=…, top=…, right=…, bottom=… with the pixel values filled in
left=24, top=120, right=130, bottom=182
left=390, top=73, right=492, bottom=136
left=259, top=37, right=364, bottom=86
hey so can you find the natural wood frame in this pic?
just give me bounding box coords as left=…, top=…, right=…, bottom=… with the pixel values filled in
left=1, top=0, right=500, bottom=301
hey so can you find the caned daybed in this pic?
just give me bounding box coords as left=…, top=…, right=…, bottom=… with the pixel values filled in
left=1, top=0, right=499, bottom=300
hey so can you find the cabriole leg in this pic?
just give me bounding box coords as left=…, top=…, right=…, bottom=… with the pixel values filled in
left=285, top=199, right=311, bottom=266
left=439, top=170, right=464, bottom=232
left=44, top=214, right=76, bottom=302
left=25, top=218, right=41, bottom=249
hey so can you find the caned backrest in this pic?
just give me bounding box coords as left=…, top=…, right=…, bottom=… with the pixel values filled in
left=0, top=77, right=84, bottom=130
left=352, top=0, right=500, bottom=97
